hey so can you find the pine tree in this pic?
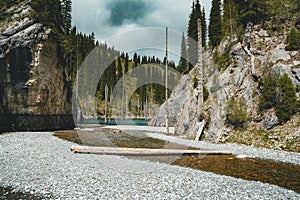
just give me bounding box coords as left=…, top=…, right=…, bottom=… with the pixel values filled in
left=223, top=0, right=237, bottom=38
left=178, top=33, right=188, bottom=73
left=187, top=1, right=201, bottom=69
left=61, top=0, right=72, bottom=34
left=124, top=53, right=129, bottom=74
left=133, top=53, right=138, bottom=67
left=137, top=55, right=141, bottom=65
left=30, top=0, right=63, bottom=34
left=194, top=0, right=202, bottom=19
left=259, top=73, right=298, bottom=124
left=117, top=56, right=122, bottom=80
left=286, top=28, right=300, bottom=51
left=275, top=74, right=298, bottom=123
left=209, top=0, right=222, bottom=48
left=259, top=73, right=280, bottom=111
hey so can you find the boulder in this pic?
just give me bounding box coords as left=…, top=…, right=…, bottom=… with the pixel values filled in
left=258, top=29, right=269, bottom=37
left=262, top=111, right=279, bottom=130
left=269, top=44, right=291, bottom=63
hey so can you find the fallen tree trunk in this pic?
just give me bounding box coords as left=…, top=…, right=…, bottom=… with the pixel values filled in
left=70, top=146, right=232, bottom=156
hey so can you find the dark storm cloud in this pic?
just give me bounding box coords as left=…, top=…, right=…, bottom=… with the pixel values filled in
left=72, top=0, right=211, bottom=41
left=107, top=0, right=153, bottom=26
left=72, top=0, right=212, bottom=63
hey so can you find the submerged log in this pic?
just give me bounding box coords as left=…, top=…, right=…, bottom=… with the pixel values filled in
left=70, top=146, right=232, bottom=156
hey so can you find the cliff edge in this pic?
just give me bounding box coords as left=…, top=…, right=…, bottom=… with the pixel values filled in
left=0, top=2, right=74, bottom=132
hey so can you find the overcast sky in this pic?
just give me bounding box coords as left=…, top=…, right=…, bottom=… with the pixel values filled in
left=72, top=0, right=212, bottom=63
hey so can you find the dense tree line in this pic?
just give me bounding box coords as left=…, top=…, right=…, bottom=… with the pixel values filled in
left=222, top=0, right=300, bottom=39
left=73, top=36, right=175, bottom=117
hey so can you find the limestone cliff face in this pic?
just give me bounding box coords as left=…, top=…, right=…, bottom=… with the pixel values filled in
left=0, top=2, right=74, bottom=131
left=151, top=21, right=300, bottom=141
left=149, top=75, right=191, bottom=127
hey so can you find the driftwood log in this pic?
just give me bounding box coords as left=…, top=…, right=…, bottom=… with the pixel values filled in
left=70, top=146, right=232, bottom=156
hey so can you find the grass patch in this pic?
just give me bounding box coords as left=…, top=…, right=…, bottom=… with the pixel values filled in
left=222, top=115, right=300, bottom=152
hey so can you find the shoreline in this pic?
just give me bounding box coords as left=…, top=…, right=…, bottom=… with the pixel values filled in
left=103, top=125, right=300, bottom=165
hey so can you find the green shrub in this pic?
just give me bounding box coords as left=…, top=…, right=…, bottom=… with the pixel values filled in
left=213, top=51, right=231, bottom=71
left=296, top=85, right=300, bottom=93
left=225, top=97, right=248, bottom=130
left=212, top=42, right=235, bottom=70
left=286, top=28, right=300, bottom=51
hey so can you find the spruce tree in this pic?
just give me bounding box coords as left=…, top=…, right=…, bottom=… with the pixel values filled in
left=187, top=1, right=202, bottom=69
left=259, top=73, right=298, bottom=124
left=209, top=0, right=222, bottom=48
left=124, top=53, right=129, bottom=74
left=275, top=74, right=298, bottom=123
left=259, top=74, right=279, bottom=111
left=61, top=0, right=72, bottom=34
left=133, top=53, right=138, bottom=67
left=178, top=32, right=188, bottom=73
left=109, top=59, right=117, bottom=93
left=194, top=0, right=202, bottom=19
left=286, top=28, right=300, bottom=51
left=137, top=55, right=141, bottom=65
left=187, top=0, right=206, bottom=69
left=30, top=0, right=63, bottom=34
left=223, top=0, right=237, bottom=38
left=117, top=56, right=122, bottom=80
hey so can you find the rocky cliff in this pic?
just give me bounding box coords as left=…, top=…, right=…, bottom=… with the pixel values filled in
left=0, top=2, right=74, bottom=132
left=150, top=19, right=300, bottom=143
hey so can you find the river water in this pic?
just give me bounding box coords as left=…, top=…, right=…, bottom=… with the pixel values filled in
left=54, top=127, right=300, bottom=193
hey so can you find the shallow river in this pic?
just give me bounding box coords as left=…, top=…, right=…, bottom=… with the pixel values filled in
left=54, top=127, right=300, bottom=193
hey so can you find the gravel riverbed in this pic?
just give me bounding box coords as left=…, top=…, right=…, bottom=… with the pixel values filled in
left=0, top=130, right=299, bottom=199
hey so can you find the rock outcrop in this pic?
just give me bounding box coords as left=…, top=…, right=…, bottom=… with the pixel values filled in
left=151, top=20, right=300, bottom=141
left=149, top=75, right=191, bottom=127
left=0, top=2, right=74, bottom=132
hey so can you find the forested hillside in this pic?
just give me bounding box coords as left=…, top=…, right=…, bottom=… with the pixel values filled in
left=0, top=0, right=180, bottom=119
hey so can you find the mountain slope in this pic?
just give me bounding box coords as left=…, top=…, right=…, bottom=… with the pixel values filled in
left=150, top=18, right=300, bottom=152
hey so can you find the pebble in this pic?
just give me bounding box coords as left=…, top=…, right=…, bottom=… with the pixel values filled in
left=0, top=131, right=299, bottom=199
